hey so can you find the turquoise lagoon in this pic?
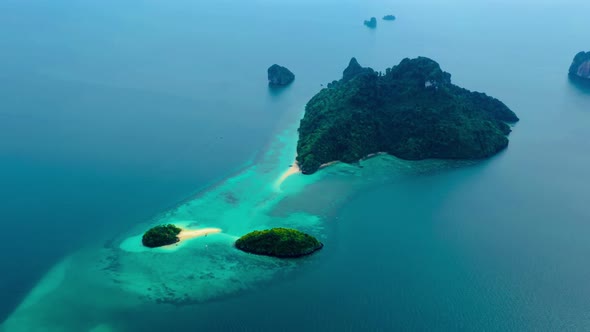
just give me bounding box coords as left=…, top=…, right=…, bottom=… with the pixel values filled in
left=2, top=0, right=590, bottom=331
left=1, top=117, right=469, bottom=331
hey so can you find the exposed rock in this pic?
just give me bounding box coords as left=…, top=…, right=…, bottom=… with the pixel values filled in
left=267, top=64, right=295, bottom=86
left=569, top=51, right=590, bottom=80
left=342, top=57, right=375, bottom=82
left=364, top=17, right=377, bottom=28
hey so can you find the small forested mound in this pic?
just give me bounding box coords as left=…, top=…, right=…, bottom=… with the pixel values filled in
left=142, top=224, right=182, bottom=248
left=235, top=228, right=323, bottom=258
left=296, top=57, right=519, bottom=174
left=569, top=51, right=590, bottom=81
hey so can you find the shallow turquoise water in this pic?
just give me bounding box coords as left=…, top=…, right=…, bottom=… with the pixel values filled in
left=2, top=0, right=590, bottom=331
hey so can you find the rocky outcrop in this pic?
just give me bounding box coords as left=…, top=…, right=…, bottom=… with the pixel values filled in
left=342, top=57, right=374, bottom=82
left=267, top=64, right=295, bottom=86
left=569, top=52, right=590, bottom=80
left=364, top=17, right=377, bottom=28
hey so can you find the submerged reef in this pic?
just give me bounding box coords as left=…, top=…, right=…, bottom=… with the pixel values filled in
left=235, top=228, right=323, bottom=258
left=364, top=17, right=377, bottom=28
left=296, top=57, right=519, bottom=174
left=142, top=224, right=181, bottom=248
left=383, top=15, right=396, bottom=21
left=569, top=51, right=590, bottom=81
left=268, top=64, right=295, bottom=86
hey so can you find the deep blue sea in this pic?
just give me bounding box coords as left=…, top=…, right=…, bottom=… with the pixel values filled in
left=1, top=0, right=590, bottom=331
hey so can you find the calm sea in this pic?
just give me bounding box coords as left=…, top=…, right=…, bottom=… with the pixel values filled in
left=1, top=0, right=590, bottom=330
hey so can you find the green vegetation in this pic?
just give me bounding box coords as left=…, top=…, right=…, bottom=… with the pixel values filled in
left=142, top=224, right=182, bottom=248
left=235, top=228, right=323, bottom=258
left=296, top=57, right=519, bottom=174
left=364, top=17, right=377, bottom=28
left=569, top=51, right=590, bottom=81
left=383, top=15, right=396, bottom=21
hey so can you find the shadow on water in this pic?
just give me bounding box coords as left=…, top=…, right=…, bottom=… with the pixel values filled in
left=568, top=75, right=590, bottom=95
left=267, top=83, right=293, bottom=99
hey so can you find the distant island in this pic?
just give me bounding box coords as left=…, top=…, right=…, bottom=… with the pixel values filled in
left=268, top=64, right=295, bottom=86
left=383, top=15, right=396, bottom=21
left=569, top=51, right=590, bottom=81
left=142, top=224, right=181, bottom=248
left=235, top=228, right=323, bottom=258
left=364, top=17, right=377, bottom=28
left=295, top=57, right=519, bottom=174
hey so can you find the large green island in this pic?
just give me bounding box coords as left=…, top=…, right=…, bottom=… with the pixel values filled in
left=235, top=228, right=323, bottom=258
left=296, top=57, right=519, bottom=174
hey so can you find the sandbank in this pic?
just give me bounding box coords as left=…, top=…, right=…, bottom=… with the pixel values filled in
left=275, top=162, right=301, bottom=188
left=172, top=227, right=222, bottom=245
left=275, top=152, right=387, bottom=188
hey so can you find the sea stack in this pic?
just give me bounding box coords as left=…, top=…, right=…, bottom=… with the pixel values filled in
left=267, top=64, right=295, bottom=86
left=364, top=17, right=377, bottom=28
left=569, top=51, right=590, bottom=81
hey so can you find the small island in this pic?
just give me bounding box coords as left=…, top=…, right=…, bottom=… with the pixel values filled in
left=142, top=224, right=181, bottom=248
left=296, top=57, right=519, bottom=174
left=235, top=228, right=323, bottom=258
left=268, top=64, right=295, bottom=86
left=383, top=15, right=396, bottom=21
left=364, top=17, right=377, bottom=28
left=569, top=51, right=590, bottom=81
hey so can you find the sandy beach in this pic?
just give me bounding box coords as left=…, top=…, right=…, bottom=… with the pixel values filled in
left=276, top=162, right=301, bottom=187
left=170, top=227, right=222, bottom=246
left=275, top=152, right=387, bottom=188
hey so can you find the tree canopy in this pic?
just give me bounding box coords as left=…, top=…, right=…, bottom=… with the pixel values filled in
left=142, top=224, right=182, bottom=248
left=296, top=57, right=519, bottom=174
left=235, top=228, right=323, bottom=258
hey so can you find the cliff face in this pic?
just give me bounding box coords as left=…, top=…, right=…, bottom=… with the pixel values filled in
left=576, top=60, right=590, bottom=78
left=569, top=52, right=590, bottom=80
left=268, top=64, right=295, bottom=86
left=296, top=57, right=519, bottom=174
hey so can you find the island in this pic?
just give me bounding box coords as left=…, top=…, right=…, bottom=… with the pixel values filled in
left=364, top=17, right=377, bottom=28
left=142, top=224, right=181, bottom=248
left=569, top=51, right=590, bottom=81
left=268, top=64, right=295, bottom=86
left=296, top=57, right=519, bottom=174
left=235, top=228, right=323, bottom=258
left=383, top=15, right=396, bottom=21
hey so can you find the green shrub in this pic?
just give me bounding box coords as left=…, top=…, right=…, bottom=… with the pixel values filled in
left=235, top=228, right=323, bottom=258
left=142, top=224, right=182, bottom=248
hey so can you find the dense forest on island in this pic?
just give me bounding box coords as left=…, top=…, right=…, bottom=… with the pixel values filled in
left=296, top=57, right=519, bottom=174
left=235, top=228, right=323, bottom=258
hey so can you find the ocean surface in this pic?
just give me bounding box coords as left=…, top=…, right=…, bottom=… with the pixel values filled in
left=1, top=0, right=590, bottom=331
